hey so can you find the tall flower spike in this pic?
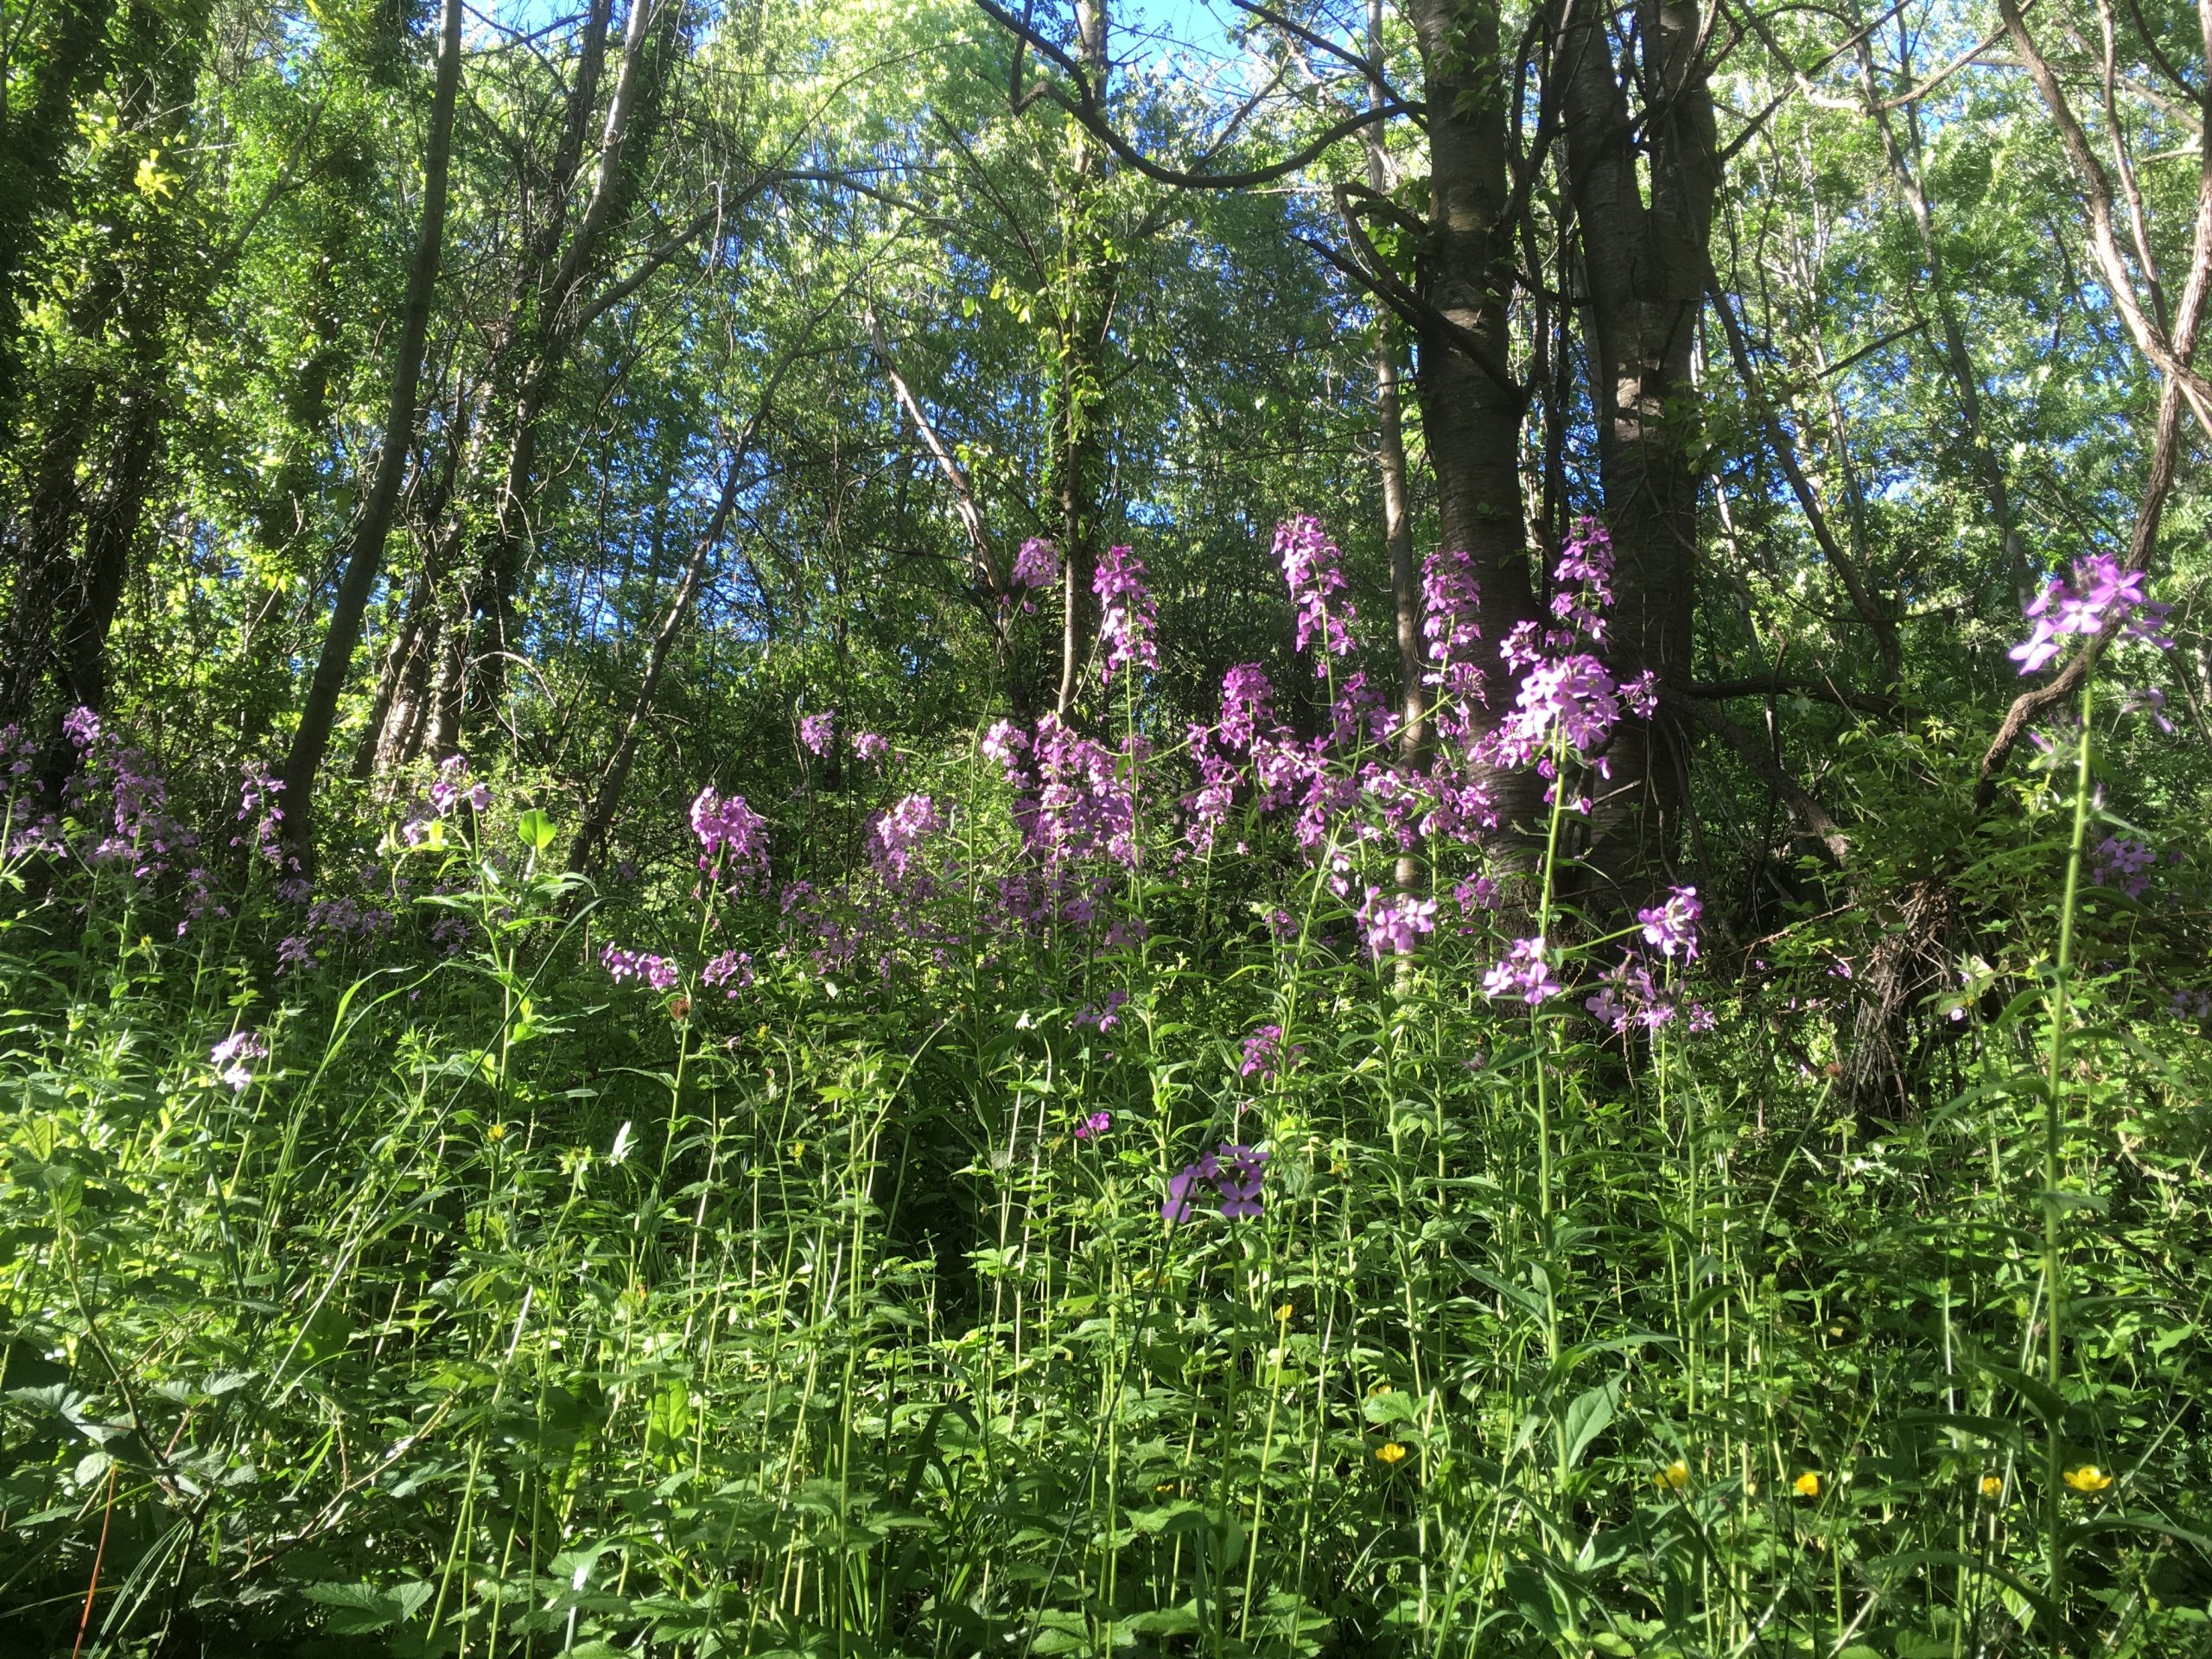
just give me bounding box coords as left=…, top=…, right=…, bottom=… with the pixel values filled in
left=1094, top=544, right=1159, bottom=681
left=1275, top=514, right=1357, bottom=670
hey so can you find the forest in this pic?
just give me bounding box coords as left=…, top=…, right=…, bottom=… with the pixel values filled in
left=0, top=0, right=2208, bottom=1649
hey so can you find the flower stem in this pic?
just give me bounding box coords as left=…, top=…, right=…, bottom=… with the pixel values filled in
left=2042, top=673, right=2094, bottom=1642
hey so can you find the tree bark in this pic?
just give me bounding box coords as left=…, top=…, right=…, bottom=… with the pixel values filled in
left=1402, top=0, right=1544, bottom=839
left=1558, top=0, right=1718, bottom=897
left=1053, top=0, right=1112, bottom=715
left=278, top=0, right=463, bottom=861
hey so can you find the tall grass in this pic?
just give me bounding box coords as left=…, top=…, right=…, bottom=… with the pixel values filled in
left=2, top=556, right=2207, bottom=1656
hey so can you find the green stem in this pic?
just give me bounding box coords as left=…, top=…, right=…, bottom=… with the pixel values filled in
left=2042, top=672, right=2094, bottom=1644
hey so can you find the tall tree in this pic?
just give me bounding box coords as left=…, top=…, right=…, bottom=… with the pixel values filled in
left=279, top=0, right=465, bottom=860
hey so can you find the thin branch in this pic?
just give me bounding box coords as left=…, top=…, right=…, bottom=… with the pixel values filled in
left=970, top=0, right=1416, bottom=190
left=864, top=310, right=1004, bottom=593
left=1668, top=690, right=1853, bottom=865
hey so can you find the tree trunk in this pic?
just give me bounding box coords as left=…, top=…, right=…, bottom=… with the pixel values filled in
left=460, top=0, right=671, bottom=730
left=279, top=0, right=463, bottom=862
left=1853, top=30, right=2029, bottom=607
left=1557, top=0, right=1718, bottom=899
left=1053, top=0, right=1111, bottom=715
left=1402, top=0, right=1543, bottom=840
left=570, top=409, right=766, bottom=874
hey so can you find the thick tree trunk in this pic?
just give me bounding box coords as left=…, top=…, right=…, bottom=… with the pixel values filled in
left=278, top=0, right=463, bottom=861
left=1558, top=0, right=1717, bottom=899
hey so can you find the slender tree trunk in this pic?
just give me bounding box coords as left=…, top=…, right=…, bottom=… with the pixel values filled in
left=570, top=409, right=766, bottom=874
left=279, top=0, right=463, bottom=861
left=1403, top=0, right=1543, bottom=841
left=1365, top=0, right=1421, bottom=763
left=462, top=0, right=669, bottom=728
left=1853, top=30, right=2029, bottom=605
left=1053, top=0, right=1110, bottom=715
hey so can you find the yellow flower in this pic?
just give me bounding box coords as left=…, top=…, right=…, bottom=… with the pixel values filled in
left=1656, top=1459, right=1690, bottom=1491
left=1793, top=1471, right=1820, bottom=1497
left=1275, top=1304, right=1295, bottom=1324
left=1980, top=1475, right=2005, bottom=1498
left=2063, top=1465, right=2113, bottom=1493
left=1376, top=1442, right=1408, bottom=1465
left=486, top=1122, right=505, bottom=1141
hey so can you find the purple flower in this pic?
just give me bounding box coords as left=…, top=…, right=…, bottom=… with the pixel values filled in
left=2092, top=836, right=2155, bottom=899
left=1275, top=515, right=1357, bottom=669
left=702, top=950, right=754, bottom=995
left=1013, top=537, right=1060, bottom=590
left=1636, top=886, right=1702, bottom=961
left=429, top=753, right=480, bottom=817
left=2120, top=687, right=2176, bottom=734
left=1073, top=1109, right=1111, bottom=1141
left=2010, top=553, right=2173, bottom=674
left=1484, top=937, right=1562, bottom=1004
left=1622, top=671, right=1660, bottom=719
left=1358, top=887, right=1438, bottom=961
left=1549, top=518, right=1616, bottom=646
left=1484, top=653, right=1622, bottom=766
left=1421, top=546, right=1480, bottom=671
left=981, top=718, right=1027, bottom=777
left=1094, top=544, right=1159, bottom=682
left=1219, top=664, right=1274, bottom=751
left=869, top=792, right=941, bottom=882
left=1240, top=1023, right=1305, bottom=1079
left=62, top=706, right=101, bottom=749
left=1074, top=989, right=1129, bottom=1032
left=690, top=787, right=769, bottom=879
left=799, top=711, right=836, bottom=755
left=851, top=731, right=890, bottom=764
left=211, top=1030, right=267, bottom=1092
left=1163, top=1142, right=1270, bottom=1223
left=601, top=943, right=680, bottom=990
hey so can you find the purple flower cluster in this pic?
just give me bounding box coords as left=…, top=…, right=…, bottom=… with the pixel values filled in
left=2010, top=552, right=2173, bottom=674
left=1637, top=887, right=1702, bottom=961
left=1162, top=1142, right=1270, bottom=1223
left=870, top=792, right=942, bottom=883
left=1094, top=544, right=1159, bottom=683
left=852, top=730, right=890, bottom=764
left=62, top=706, right=101, bottom=748
left=1013, top=537, right=1060, bottom=591
left=211, top=1030, right=268, bottom=1092
left=601, top=943, right=679, bottom=991
left=799, top=711, right=836, bottom=756
left=1276, top=514, right=1357, bottom=670
left=1073, top=1109, right=1111, bottom=1141
left=1010, top=714, right=1137, bottom=870
left=1073, top=988, right=1129, bottom=1031
left=2092, top=836, right=2155, bottom=899
left=702, top=949, right=755, bottom=995
left=1358, top=887, right=1439, bottom=961
left=429, top=753, right=491, bottom=816
left=1239, top=1023, right=1303, bottom=1080
left=1421, top=547, right=1481, bottom=676
left=690, top=787, right=769, bottom=881
left=1585, top=887, right=1706, bottom=1037
left=1484, top=937, right=1562, bottom=1004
